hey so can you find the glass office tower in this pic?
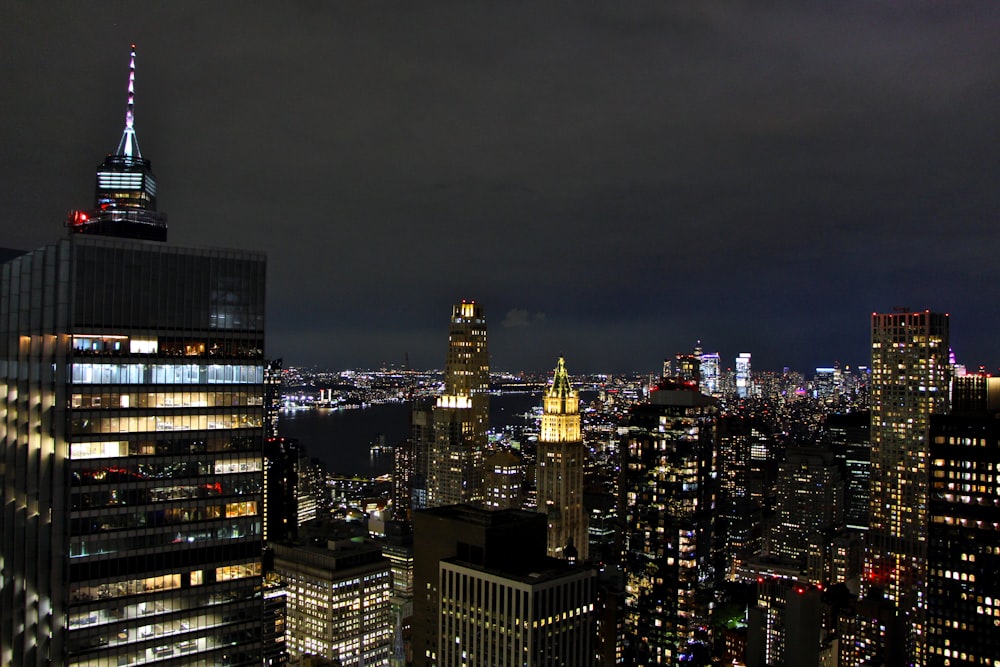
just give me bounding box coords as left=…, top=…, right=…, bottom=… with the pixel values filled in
left=0, top=237, right=266, bottom=666
left=1, top=44, right=268, bottom=667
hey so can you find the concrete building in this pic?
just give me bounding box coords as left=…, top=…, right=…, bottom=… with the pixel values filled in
left=438, top=557, right=595, bottom=666
left=413, top=504, right=596, bottom=667
left=273, top=540, right=392, bottom=666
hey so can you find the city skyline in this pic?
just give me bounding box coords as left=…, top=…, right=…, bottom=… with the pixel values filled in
left=3, top=3, right=1000, bottom=373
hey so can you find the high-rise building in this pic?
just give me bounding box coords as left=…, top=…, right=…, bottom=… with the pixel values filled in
left=392, top=436, right=415, bottom=521
left=438, top=556, right=596, bottom=667
left=536, top=357, right=588, bottom=560
left=698, top=351, right=721, bottom=397
left=812, top=367, right=837, bottom=402
left=482, top=449, right=524, bottom=510
left=674, top=352, right=701, bottom=385
left=421, top=302, right=489, bottom=508
left=409, top=399, right=434, bottom=512
left=413, top=505, right=546, bottom=667
left=442, top=301, right=489, bottom=449
left=67, top=46, right=167, bottom=243
left=264, top=436, right=300, bottom=544
left=263, top=575, right=290, bottom=666
left=736, top=353, right=752, bottom=398
left=264, top=358, right=283, bottom=439
left=379, top=523, right=415, bottom=667
left=0, top=47, right=266, bottom=666
left=769, top=446, right=843, bottom=582
left=412, top=505, right=595, bottom=667
left=925, top=376, right=1000, bottom=666
left=823, top=411, right=870, bottom=531
left=273, top=541, right=392, bottom=665
left=297, top=454, right=324, bottom=525
left=747, top=579, right=824, bottom=667
left=622, top=380, right=718, bottom=665
left=865, top=309, right=949, bottom=665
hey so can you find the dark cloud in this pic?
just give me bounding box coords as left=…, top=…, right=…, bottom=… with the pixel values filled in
left=2, top=1, right=999, bottom=373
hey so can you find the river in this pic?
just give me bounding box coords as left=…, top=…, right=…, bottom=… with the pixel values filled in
left=277, top=393, right=543, bottom=476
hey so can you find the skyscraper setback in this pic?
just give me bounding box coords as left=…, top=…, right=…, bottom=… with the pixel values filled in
left=865, top=309, right=950, bottom=664
left=0, top=47, right=266, bottom=666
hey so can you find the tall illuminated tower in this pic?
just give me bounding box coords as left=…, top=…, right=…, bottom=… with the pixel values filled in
left=623, top=380, right=718, bottom=665
left=735, top=353, right=752, bottom=398
left=536, top=357, right=588, bottom=559
left=698, top=352, right=721, bottom=397
left=67, top=45, right=167, bottom=242
left=926, top=376, right=1000, bottom=667
left=865, top=309, right=949, bottom=665
left=424, top=302, right=489, bottom=507
left=443, top=301, right=489, bottom=448
left=0, top=47, right=266, bottom=666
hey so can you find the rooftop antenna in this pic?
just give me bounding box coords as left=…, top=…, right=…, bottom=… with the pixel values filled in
left=115, top=44, right=141, bottom=158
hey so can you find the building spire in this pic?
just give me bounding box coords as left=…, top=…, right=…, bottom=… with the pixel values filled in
left=548, top=356, right=572, bottom=399
left=116, top=44, right=141, bottom=158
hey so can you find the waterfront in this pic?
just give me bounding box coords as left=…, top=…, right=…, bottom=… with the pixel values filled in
left=278, top=392, right=544, bottom=477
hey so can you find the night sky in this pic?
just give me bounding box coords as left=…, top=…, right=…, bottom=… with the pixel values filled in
left=3, top=2, right=999, bottom=374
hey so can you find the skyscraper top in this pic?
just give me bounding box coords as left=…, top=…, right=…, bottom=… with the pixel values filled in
left=116, top=45, right=141, bottom=159
left=547, top=356, right=572, bottom=400
left=67, top=44, right=167, bottom=241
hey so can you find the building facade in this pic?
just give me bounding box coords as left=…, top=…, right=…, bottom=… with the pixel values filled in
left=264, top=436, right=301, bottom=544
left=864, top=310, right=949, bottom=664
left=925, top=376, right=1000, bottom=666
left=483, top=449, right=524, bottom=510
left=412, top=505, right=549, bottom=667
left=536, top=357, right=588, bottom=560
left=438, top=558, right=596, bottom=667
left=622, top=380, right=718, bottom=665
left=768, top=446, right=843, bottom=582
left=273, top=541, right=392, bottom=666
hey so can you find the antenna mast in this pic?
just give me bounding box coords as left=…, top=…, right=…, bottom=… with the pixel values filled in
left=116, top=44, right=141, bottom=158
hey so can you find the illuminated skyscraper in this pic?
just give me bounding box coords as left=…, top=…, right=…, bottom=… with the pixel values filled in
left=422, top=302, right=489, bottom=508
left=442, top=301, right=489, bottom=448
left=926, top=376, right=1000, bottom=666
left=0, top=48, right=266, bottom=666
left=769, top=446, right=843, bottom=583
left=674, top=352, right=701, bottom=384
left=623, top=380, right=718, bottom=665
left=263, top=358, right=283, bottom=439
left=865, top=309, right=949, bottom=665
left=736, top=353, right=752, bottom=398
left=536, top=357, right=588, bottom=560
left=698, top=351, right=721, bottom=397
left=824, top=411, right=870, bottom=531
left=67, top=46, right=167, bottom=242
